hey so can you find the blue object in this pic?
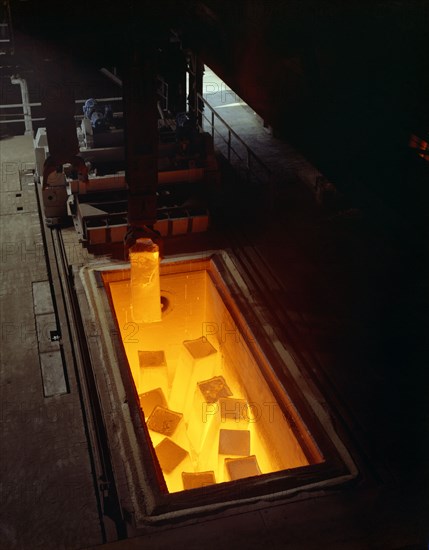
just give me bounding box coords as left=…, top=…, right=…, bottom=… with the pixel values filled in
left=83, top=98, right=110, bottom=131
left=83, top=98, right=97, bottom=119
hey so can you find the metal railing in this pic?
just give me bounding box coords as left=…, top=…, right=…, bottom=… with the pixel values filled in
left=0, top=96, right=123, bottom=126
left=157, top=79, right=168, bottom=112
left=197, top=92, right=272, bottom=189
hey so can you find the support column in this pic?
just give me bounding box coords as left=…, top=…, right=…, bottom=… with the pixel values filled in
left=123, top=49, right=159, bottom=230
left=187, top=52, right=204, bottom=128
left=41, top=82, right=79, bottom=164
left=162, top=46, right=187, bottom=116
left=11, top=76, right=33, bottom=136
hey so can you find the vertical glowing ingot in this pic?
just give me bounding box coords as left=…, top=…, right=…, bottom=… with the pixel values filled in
left=138, top=350, right=168, bottom=394
left=170, top=337, right=218, bottom=413
left=129, top=238, right=161, bottom=324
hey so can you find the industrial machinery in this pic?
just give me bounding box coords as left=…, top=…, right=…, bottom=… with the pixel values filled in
left=36, top=94, right=220, bottom=253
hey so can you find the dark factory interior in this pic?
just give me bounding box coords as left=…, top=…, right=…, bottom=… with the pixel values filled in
left=0, top=1, right=428, bottom=549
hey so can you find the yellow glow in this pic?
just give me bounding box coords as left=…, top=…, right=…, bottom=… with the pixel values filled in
left=129, top=238, right=161, bottom=324
left=108, top=268, right=321, bottom=493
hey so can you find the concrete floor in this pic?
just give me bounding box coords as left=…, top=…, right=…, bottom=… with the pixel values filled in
left=0, top=73, right=428, bottom=549
left=0, top=136, right=103, bottom=549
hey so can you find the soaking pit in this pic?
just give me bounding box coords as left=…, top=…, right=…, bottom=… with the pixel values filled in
left=78, top=251, right=357, bottom=523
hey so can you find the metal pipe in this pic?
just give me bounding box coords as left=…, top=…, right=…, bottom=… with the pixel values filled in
left=0, top=117, right=44, bottom=124
left=0, top=102, right=41, bottom=108
left=100, top=68, right=123, bottom=87
left=0, top=97, right=122, bottom=109
left=10, top=76, right=33, bottom=136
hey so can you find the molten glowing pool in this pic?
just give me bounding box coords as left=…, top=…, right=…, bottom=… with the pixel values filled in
left=104, top=262, right=324, bottom=493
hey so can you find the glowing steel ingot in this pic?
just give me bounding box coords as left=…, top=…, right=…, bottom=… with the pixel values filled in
left=139, top=388, right=167, bottom=419
left=219, top=429, right=251, bottom=456
left=197, top=376, right=232, bottom=403
left=155, top=438, right=189, bottom=473
left=138, top=350, right=166, bottom=368
left=225, top=456, right=261, bottom=480
left=183, top=336, right=217, bottom=359
left=147, top=406, right=183, bottom=436
left=186, top=378, right=238, bottom=461
left=138, top=350, right=168, bottom=395
left=218, top=397, right=250, bottom=424
left=129, top=238, right=161, bottom=324
left=182, top=471, right=216, bottom=490
left=170, top=338, right=219, bottom=414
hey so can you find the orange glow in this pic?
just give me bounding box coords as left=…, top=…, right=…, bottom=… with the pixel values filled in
left=129, top=239, right=161, bottom=323
left=107, top=267, right=321, bottom=493
left=409, top=134, right=429, bottom=160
